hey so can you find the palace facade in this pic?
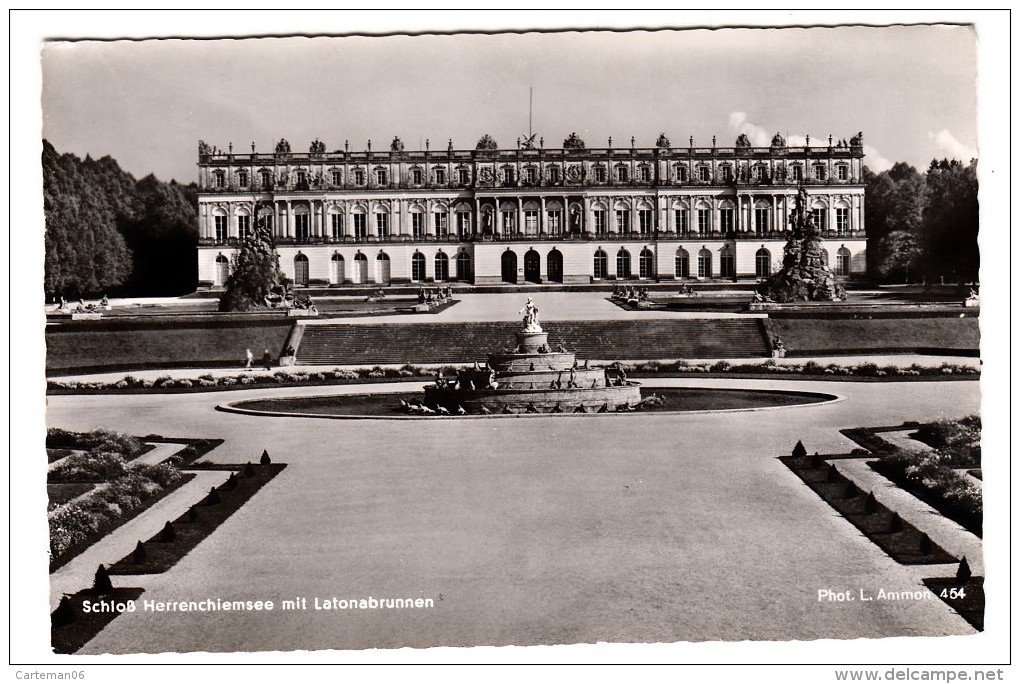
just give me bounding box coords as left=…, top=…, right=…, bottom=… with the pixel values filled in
left=196, top=132, right=867, bottom=288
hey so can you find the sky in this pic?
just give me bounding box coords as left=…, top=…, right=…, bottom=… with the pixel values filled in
left=38, top=19, right=980, bottom=184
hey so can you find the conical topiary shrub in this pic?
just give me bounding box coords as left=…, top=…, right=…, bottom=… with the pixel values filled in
left=810, top=452, right=822, bottom=469
left=225, top=472, right=238, bottom=490
left=864, top=491, right=878, bottom=514
left=132, top=540, right=147, bottom=563
left=205, top=487, right=220, bottom=506
left=52, top=596, right=77, bottom=627
left=956, top=557, right=972, bottom=583
left=792, top=440, right=807, bottom=459
left=159, top=521, right=176, bottom=543
left=93, top=564, right=113, bottom=594
left=187, top=505, right=200, bottom=522
left=919, top=533, right=933, bottom=555
left=826, top=463, right=840, bottom=483
left=243, top=461, right=256, bottom=477
left=889, top=512, right=903, bottom=533
left=260, top=449, right=271, bottom=465
left=843, top=482, right=859, bottom=499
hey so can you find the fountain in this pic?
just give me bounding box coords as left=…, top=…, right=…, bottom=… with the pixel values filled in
left=422, top=298, right=642, bottom=413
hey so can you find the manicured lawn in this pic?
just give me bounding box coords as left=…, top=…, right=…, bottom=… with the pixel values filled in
left=770, top=317, right=980, bottom=355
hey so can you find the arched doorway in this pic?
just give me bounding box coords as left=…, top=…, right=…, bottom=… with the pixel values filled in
left=616, top=248, right=632, bottom=279
left=375, top=252, right=391, bottom=284
left=639, top=248, right=655, bottom=279
left=294, top=253, right=309, bottom=286
left=593, top=249, right=608, bottom=280
left=330, top=253, right=344, bottom=285
left=435, top=252, right=450, bottom=282
left=524, top=249, right=541, bottom=283
left=547, top=249, right=563, bottom=283
left=501, top=250, right=518, bottom=284
left=352, top=253, right=368, bottom=284
left=456, top=251, right=472, bottom=282
left=411, top=252, right=426, bottom=282
left=755, top=248, right=771, bottom=278
left=214, top=255, right=229, bottom=287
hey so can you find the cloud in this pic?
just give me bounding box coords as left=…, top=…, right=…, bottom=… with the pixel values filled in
left=928, top=129, right=978, bottom=162
left=863, top=145, right=893, bottom=173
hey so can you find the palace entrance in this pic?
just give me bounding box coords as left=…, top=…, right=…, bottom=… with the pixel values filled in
left=501, top=250, right=518, bottom=284
left=524, top=249, right=541, bottom=283
left=547, top=249, right=563, bottom=283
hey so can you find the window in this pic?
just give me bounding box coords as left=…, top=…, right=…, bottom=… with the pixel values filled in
left=697, top=209, right=710, bottom=234
left=214, top=215, right=228, bottom=241
left=411, top=213, right=425, bottom=238
left=353, top=168, right=365, bottom=185
left=755, top=248, right=771, bottom=278
left=616, top=249, right=632, bottom=279
left=675, top=249, right=690, bottom=278
left=331, top=170, right=343, bottom=186
left=719, top=208, right=734, bottom=233
left=295, top=214, right=310, bottom=240
left=616, top=166, right=629, bottom=182
left=525, top=167, right=537, bottom=185
left=331, top=214, right=343, bottom=240
left=297, top=171, right=310, bottom=188
left=375, top=168, right=388, bottom=185
left=836, top=247, right=851, bottom=276
left=457, top=168, right=470, bottom=185
left=639, top=166, right=651, bottom=182
left=593, top=166, right=606, bottom=183
left=753, top=166, right=767, bottom=182
left=501, top=211, right=516, bottom=234
left=547, top=211, right=561, bottom=234
left=376, top=213, right=389, bottom=238
left=697, top=166, right=710, bottom=182
left=837, top=165, right=849, bottom=181
left=213, top=171, right=225, bottom=188
left=675, top=209, right=689, bottom=234
left=755, top=207, right=769, bottom=234
left=524, top=210, right=539, bottom=235
left=639, top=249, right=654, bottom=279
left=720, top=249, right=735, bottom=279
left=719, top=166, right=733, bottom=183
left=697, top=249, right=712, bottom=278
left=353, top=214, right=367, bottom=239
left=411, top=168, right=423, bottom=185
left=435, top=252, right=449, bottom=281
left=502, top=167, right=515, bottom=185
left=456, top=252, right=472, bottom=280
left=593, top=210, right=607, bottom=235
left=615, top=210, right=630, bottom=233
left=237, top=171, right=248, bottom=187
left=593, top=250, right=608, bottom=279
left=434, top=168, right=446, bottom=185
left=836, top=207, right=849, bottom=235
left=411, top=253, right=426, bottom=281
left=675, top=164, right=689, bottom=183
left=237, top=215, right=251, bottom=241
left=790, top=165, right=802, bottom=181
left=434, top=213, right=448, bottom=237
left=811, top=208, right=827, bottom=232
left=548, top=166, right=560, bottom=184
left=457, top=212, right=471, bottom=237
left=638, top=209, right=653, bottom=234
left=260, top=171, right=272, bottom=188
left=813, top=164, right=827, bottom=181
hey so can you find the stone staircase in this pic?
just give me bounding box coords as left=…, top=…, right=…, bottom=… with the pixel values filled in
left=295, top=319, right=771, bottom=365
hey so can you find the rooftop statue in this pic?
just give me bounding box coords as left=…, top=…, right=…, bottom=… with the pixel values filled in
left=562, top=132, right=586, bottom=149
left=771, top=132, right=786, bottom=148
left=198, top=140, right=212, bottom=156
left=390, top=136, right=405, bottom=152
left=655, top=133, right=671, bottom=149
left=735, top=133, right=752, bottom=149
left=275, top=139, right=291, bottom=154
left=850, top=131, right=863, bottom=147
left=309, top=139, right=326, bottom=155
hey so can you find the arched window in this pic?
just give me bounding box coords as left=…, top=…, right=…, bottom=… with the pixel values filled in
left=675, top=248, right=690, bottom=278
left=617, top=248, right=632, bottom=279
left=214, top=255, right=229, bottom=287
left=352, top=252, right=368, bottom=284
left=435, top=252, right=450, bottom=282
left=697, top=248, right=713, bottom=279
left=411, top=252, right=427, bottom=282
left=294, top=253, right=309, bottom=286
left=330, top=253, right=344, bottom=285
left=755, top=248, right=771, bottom=278
left=375, top=252, right=391, bottom=284
left=593, top=249, right=608, bottom=280
left=836, top=247, right=851, bottom=277
left=639, top=248, right=655, bottom=279
left=456, top=251, right=472, bottom=281
left=409, top=205, right=426, bottom=238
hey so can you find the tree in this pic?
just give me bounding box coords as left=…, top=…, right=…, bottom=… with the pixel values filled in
left=864, top=163, right=926, bottom=282
left=218, top=208, right=289, bottom=311
left=923, top=158, right=979, bottom=284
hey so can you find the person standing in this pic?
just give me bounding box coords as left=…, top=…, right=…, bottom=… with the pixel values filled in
left=262, top=349, right=272, bottom=371
left=244, top=348, right=254, bottom=370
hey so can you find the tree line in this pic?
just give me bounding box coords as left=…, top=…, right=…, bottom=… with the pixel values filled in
left=43, top=140, right=199, bottom=299
left=864, top=158, right=978, bottom=285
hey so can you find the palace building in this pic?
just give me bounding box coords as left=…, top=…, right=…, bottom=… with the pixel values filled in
left=196, top=131, right=867, bottom=288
